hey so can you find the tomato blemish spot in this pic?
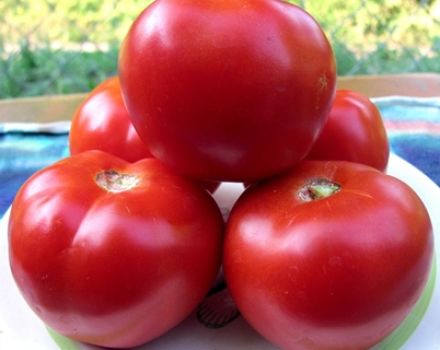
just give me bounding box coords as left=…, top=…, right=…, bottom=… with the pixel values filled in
left=315, top=74, right=329, bottom=111
left=96, top=170, right=140, bottom=193
left=318, top=74, right=328, bottom=90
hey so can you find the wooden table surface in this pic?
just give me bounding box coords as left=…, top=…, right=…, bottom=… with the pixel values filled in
left=0, top=73, right=439, bottom=123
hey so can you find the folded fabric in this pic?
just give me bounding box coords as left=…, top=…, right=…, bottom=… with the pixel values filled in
left=0, top=97, right=438, bottom=215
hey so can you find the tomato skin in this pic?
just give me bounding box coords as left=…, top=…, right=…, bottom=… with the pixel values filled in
left=119, top=0, right=336, bottom=182
left=224, top=161, right=433, bottom=350
left=307, top=90, right=390, bottom=171
left=69, top=76, right=153, bottom=163
left=8, top=150, right=224, bottom=348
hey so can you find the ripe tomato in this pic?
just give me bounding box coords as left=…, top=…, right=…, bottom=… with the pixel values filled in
left=119, top=0, right=336, bottom=182
left=69, top=76, right=152, bottom=163
left=8, top=150, right=224, bottom=348
left=307, top=89, right=390, bottom=171
left=224, top=161, right=433, bottom=350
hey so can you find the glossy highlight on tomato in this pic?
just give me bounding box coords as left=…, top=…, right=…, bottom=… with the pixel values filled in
left=224, top=160, right=433, bottom=350
left=8, top=150, right=224, bottom=348
left=308, top=89, right=390, bottom=171
left=119, top=0, right=336, bottom=182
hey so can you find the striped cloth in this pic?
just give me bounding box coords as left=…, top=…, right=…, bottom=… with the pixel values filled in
left=0, top=96, right=439, bottom=216
left=375, top=97, right=440, bottom=186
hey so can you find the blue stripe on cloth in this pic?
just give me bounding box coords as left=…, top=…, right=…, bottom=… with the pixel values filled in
left=375, top=98, right=440, bottom=123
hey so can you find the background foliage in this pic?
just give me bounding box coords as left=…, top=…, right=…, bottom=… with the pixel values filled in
left=1, top=0, right=439, bottom=98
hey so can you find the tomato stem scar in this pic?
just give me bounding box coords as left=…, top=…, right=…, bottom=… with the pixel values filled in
left=95, top=170, right=140, bottom=193
left=298, top=178, right=341, bottom=201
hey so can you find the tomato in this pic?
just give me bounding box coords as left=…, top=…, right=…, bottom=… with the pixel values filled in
left=307, top=89, right=390, bottom=171
left=69, top=77, right=221, bottom=193
left=224, top=161, right=433, bottom=350
left=8, top=150, right=224, bottom=348
left=69, top=76, right=152, bottom=163
left=119, top=0, right=336, bottom=182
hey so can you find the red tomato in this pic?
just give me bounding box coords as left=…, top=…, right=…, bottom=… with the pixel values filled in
left=69, top=76, right=152, bottom=163
left=8, top=150, right=224, bottom=348
left=308, top=89, right=390, bottom=171
left=224, top=161, right=433, bottom=350
left=69, top=77, right=221, bottom=193
left=119, top=0, right=336, bottom=182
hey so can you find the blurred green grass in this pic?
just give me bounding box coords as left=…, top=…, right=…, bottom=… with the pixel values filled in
left=1, top=0, right=439, bottom=99
left=0, top=41, right=119, bottom=98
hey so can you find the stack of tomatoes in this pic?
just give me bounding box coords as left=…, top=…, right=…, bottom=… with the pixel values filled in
left=8, top=1, right=433, bottom=349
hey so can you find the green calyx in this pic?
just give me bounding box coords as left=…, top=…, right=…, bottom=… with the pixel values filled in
left=298, top=178, right=341, bottom=201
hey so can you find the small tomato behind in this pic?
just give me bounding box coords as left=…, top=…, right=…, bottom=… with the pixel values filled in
left=70, top=76, right=152, bottom=163
left=69, top=77, right=220, bottom=193
left=308, top=89, right=390, bottom=171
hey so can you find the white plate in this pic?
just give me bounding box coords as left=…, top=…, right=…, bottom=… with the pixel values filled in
left=0, top=153, right=439, bottom=350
